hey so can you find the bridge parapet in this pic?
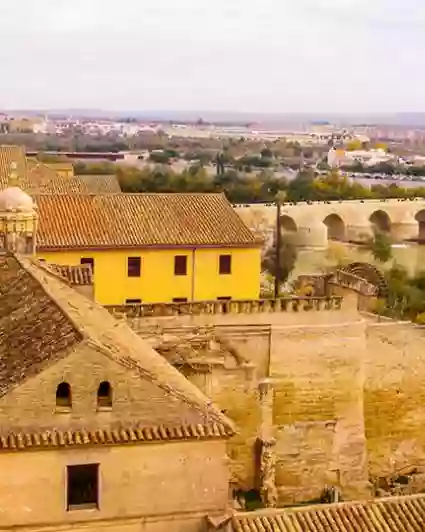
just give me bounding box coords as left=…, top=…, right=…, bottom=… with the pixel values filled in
left=106, top=296, right=343, bottom=319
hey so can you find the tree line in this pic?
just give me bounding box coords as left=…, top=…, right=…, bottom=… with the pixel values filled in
left=75, top=162, right=425, bottom=204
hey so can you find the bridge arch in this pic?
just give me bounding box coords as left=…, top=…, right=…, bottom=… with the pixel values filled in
left=280, top=215, right=297, bottom=234
left=415, top=210, right=425, bottom=242
left=369, top=210, right=392, bottom=234
left=323, top=213, right=346, bottom=241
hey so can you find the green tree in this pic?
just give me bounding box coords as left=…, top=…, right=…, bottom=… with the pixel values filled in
left=367, top=232, right=393, bottom=263
left=261, top=147, right=273, bottom=159
left=286, top=168, right=315, bottom=202
left=261, top=234, right=298, bottom=288
left=149, top=151, right=171, bottom=164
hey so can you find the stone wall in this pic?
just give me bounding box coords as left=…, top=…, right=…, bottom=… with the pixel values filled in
left=0, top=440, right=228, bottom=531
left=364, top=321, right=425, bottom=480
left=121, top=293, right=425, bottom=506
left=270, top=321, right=369, bottom=503
left=0, top=346, right=204, bottom=430
left=121, top=296, right=366, bottom=503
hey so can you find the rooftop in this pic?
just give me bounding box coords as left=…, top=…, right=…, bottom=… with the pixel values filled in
left=0, top=254, right=233, bottom=445
left=36, top=193, right=259, bottom=250
left=0, top=146, right=121, bottom=194
left=228, top=494, right=425, bottom=532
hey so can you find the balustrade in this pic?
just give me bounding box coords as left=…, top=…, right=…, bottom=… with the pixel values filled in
left=106, top=296, right=343, bottom=319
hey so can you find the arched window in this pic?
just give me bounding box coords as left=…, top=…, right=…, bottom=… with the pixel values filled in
left=56, top=382, right=72, bottom=408
left=97, top=381, right=112, bottom=408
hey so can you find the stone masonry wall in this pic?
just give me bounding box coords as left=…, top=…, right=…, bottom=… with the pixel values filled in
left=270, top=321, right=369, bottom=504
left=128, top=300, right=368, bottom=504
left=364, top=321, right=425, bottom=479
left=0, top=346, right=206, bottom=431
left=124, top=298, right=425, bottom=505
left=0, top=440, right=228, bottom=531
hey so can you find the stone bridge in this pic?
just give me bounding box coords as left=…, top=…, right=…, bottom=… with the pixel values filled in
left=234, top=198, right=425, bottom=249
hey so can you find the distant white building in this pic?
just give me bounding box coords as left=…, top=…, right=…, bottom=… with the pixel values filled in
left=327, top=147, right=394, bottom=168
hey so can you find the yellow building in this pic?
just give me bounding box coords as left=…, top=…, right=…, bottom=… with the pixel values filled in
left=0, top=184, right=261, bottom=305
left=35, top=193, right=261, bottom=305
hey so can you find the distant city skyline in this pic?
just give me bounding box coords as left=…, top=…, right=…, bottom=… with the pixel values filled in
left=1, top=0, right=425, bottom=114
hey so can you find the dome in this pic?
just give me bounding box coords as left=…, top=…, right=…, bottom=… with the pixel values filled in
left=0, top=187, right=35, bottom=213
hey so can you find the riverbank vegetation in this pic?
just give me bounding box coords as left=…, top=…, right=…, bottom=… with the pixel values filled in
left=75, top=162, right=425, bottom=204
left=377, top=266, right=425, bottom=324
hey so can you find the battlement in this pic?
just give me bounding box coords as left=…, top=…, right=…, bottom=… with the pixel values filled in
left=106, top=296, right=343, bottom=319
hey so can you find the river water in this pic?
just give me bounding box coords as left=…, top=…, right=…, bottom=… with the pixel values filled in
left=291, top=242, right=425, bottom=279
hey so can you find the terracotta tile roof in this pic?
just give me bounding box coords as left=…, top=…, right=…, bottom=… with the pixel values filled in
left=0, top=254, right=234, bottom=443
left=0, top=422, right=229, bottom=451
left=35, top=193, right=258, bottom=250
left=44, top=162, right=74, bottom=173
left=231, top=494, right=425, bottom=532
left=0, top=146, right=120, bottom=194
left=0, top=254, right=82, bottom=397
left=77, top=174, right=122, bottom=193
left=0, top=145, right=27, bottom=184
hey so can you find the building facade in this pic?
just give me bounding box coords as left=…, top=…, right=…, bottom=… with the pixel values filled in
left=35, top=193, right=261, bottom=305
left=0, top=253, right=233, bottom=532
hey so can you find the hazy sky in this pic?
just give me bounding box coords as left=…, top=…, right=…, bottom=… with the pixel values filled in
left=1, top=0, right=424, bottom=113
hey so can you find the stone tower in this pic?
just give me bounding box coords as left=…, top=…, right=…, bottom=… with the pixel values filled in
left=0, top=162, right=38, bottom=255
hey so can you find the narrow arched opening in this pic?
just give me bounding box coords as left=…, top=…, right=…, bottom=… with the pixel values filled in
left=97, top=381, right=113, bottom=409
left=369, top=210, right=391, bottom=234
left=280, top=215, right=297, bottom=234
left=279, top=215, right=298, bottom=246
left=415, top=210, right=425, bottom=242
left=56, top=382, right=72, bottom=408
left=323, top=214, right=346, bottom=241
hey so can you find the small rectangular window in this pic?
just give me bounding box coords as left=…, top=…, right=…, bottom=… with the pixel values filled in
left=172, top=297, right=188, bottom=303
left=127, top=257, right=141, bottom=277
left=126, top=298, right=142, bottom=304
left=174, top=255, right=188, bottom=276
left=80, top=258, right=94, bottom=273
left=219, top=254, right=232, bottom=275
left=67, top=464, right=99, bottom=510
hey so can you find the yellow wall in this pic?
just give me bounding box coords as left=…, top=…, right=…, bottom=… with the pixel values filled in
left=38, top=247, right=261, bottom=305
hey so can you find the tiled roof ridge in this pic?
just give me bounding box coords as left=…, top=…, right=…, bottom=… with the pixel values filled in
left=0, top=422, right=231, bottom=451
left=35, top=191, right=227, bottom=197
left=231, top=493, right=425, bottom=532
left=235, top=492, right=425, bottom=518
left=88, top=338, right=235, bottom=432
